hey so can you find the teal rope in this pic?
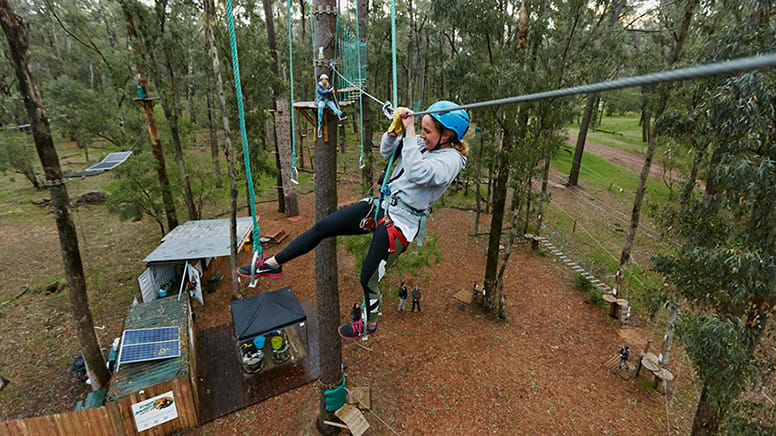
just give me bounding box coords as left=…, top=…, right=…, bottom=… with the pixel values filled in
left=390, top=0, right=397, bottom=107
left=309, top=1, right=315, bottom=91
left=354, top=0, right=364, bottom=168
left=225, top=0, right=261, bottom=255
left=287, top=0, right=297, bottom=176
left=374, top=0, right=399, bottom=220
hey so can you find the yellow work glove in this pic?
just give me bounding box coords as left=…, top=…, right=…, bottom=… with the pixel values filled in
left=388, top=106, right=411, bottom=135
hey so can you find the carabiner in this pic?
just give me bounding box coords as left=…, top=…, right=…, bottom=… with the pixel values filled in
left=248, top=250, right=259, bottom=288
left=382, top=101, right=394, bottom=120
left=290, top=167, right=300, bottom=185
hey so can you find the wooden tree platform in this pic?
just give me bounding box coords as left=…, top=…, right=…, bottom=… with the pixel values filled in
left=195, top=301, right=320, bottom=423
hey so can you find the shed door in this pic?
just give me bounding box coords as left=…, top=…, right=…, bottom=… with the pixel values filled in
left=138, top=268, right=157, bottom=303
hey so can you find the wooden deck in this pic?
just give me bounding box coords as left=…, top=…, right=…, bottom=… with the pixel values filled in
left=195, top=301, right=320, bottom=424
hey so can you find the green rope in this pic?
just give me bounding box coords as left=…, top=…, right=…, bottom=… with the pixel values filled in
left=225, top=0, right=261, bottom=255
left=309, top=1, right=315, bottom=91
left=354, top=0, right=364, bottom=169
left=390, top=0, right=397, bottom=107
left=374, top=0, right=399, bottom=221
left=287, top=0, right=298, bottom=182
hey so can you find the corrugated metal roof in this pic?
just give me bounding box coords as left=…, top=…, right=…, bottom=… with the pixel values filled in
left=106, top=297, right=190, bottom=401
left=143, top=217, right=254, bottom=263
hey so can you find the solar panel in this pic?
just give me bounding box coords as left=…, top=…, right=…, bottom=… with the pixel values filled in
left=123, top=327, right=179, bottom=345
left=117, top=327, right=181, bottom=366
left=85, top=151, right=132, bottom=172
left=119, top=341, right=180, bottom=364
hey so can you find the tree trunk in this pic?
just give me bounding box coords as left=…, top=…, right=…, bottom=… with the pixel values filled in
left=534, top=156, right=551, bottom=237
left=659, top=303, right=680, bottom=393
left=357, top=0, right=372, bottom=196
left=274, top=98, right=299, bottom=216
left=312, top=0, right=343, bottom=431
left=703, top=143, right=723, bottom=214
left=483, top=124, right=514, bottom=311
left=568, top=92, right=596, bottom=186
left=206, top=0, right=241, bottom=298
left=690, top=385, right=722, bottom=436
left=187, top=44, right=196, bottom=125
left=614, top=0, right=698, bottom=295
left=474, top=130, right=485, bottom=234
left=494, top=185, right=522, bottom=320
left=680, top=142, right=702, bottom=210
left=159, top=66, right=198, bottom=221
left=262, top=0, right=287, bottom=214
left=206, top=78, right=223, bottom=188
left=0, top=0, right=110, bottom=389
left=485, top=161, right=493, bottom=214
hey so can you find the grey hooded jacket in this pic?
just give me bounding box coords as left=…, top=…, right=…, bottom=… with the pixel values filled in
left=378, top=132, right=467, bottom=241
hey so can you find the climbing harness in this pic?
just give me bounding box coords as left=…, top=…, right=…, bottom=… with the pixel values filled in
left=376, top=215, right=408, bottom=253
left=225, top=0, right=262, bottom=287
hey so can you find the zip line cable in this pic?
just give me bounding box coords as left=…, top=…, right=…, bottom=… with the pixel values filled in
left=410, top=53, right=776, bottom=116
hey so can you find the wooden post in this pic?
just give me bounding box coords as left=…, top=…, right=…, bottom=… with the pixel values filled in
left=634, top=340, right=651, bottom=377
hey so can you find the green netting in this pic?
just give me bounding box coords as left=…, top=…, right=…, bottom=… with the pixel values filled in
left=337, top=27, right=367, bottom=88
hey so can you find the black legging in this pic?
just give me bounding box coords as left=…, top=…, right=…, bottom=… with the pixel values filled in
left=275, top=201, right=398, bottom=318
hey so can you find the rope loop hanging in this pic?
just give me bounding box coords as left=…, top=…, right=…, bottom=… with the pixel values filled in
left=287, top=0, right=299, bottom=184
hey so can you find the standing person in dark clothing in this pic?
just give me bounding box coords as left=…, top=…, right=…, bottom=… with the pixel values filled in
left=619, top=345, right=631, bottom=370
left=411, top=286, right=422, bottom=312
left=397, top=282, right=408, bottom=312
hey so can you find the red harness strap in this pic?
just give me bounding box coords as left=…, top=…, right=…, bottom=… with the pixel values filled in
left=376, top=215, right=408, bottom=253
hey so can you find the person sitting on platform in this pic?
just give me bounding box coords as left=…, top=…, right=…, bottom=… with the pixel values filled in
left=315, top=73, right=345, bottom=138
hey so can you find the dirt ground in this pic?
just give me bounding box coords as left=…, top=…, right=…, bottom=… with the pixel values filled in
left=192, top=184, right=697, bottom=435
left=0, top=143, right=699, bottom=434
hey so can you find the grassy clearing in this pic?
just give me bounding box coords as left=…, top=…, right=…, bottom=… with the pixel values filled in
left=567, top=114, right=647, bottom=151
left=551, top=147, right=672, bottom=205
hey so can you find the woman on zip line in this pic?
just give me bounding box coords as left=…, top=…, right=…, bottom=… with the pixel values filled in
left=238, top=100, right=469, bottom=340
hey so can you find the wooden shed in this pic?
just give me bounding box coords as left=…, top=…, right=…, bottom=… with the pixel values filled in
left=0, top=296, right=200, bottom=435
left=105, top=295, right=200, bottom=434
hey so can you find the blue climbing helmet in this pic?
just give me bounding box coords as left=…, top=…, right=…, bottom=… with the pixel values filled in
left=427, top=100, right=470, bottom=142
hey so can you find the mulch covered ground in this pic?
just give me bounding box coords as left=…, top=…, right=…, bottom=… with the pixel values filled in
left=193, top=182, right=690, bottom=435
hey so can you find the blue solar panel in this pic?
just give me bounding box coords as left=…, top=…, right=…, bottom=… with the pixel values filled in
left=119, top=340, right=180, bottom=364
left=123, top=327, right=179, bottom=345
left=118, top=327, right=181, bottom=366
left=85, top=151, right=132, bottom=172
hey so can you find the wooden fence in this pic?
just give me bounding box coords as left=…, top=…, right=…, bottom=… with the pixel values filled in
left=0, top=376, right=198, bottom=436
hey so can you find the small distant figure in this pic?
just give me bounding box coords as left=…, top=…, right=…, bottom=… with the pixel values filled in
left=315, top=73, right=346, bottom=137
left=397, top=282, right=408, bottom=312
left=619, top=345, right=631, bottom=370
left=411, top=286, right=422, bottom=312
left=351, top=303, right=361, bottom=323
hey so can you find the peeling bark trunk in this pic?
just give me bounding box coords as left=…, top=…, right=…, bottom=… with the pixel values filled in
left=0, top=0, right=110, bottom=389
left=206, top=0, right=241, bottom=298
left=206, top=78, right=222, bottom=188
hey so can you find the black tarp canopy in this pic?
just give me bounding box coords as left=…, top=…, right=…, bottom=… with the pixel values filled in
left=231, top=286, right=306, bottom=340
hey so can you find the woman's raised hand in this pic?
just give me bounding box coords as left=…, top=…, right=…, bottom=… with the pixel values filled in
left=400, top=109, right=415, bottom=136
